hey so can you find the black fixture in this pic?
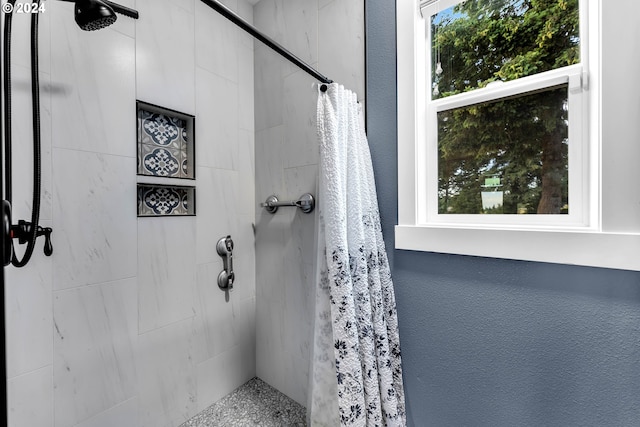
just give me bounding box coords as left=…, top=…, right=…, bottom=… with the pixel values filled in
left=3, top=1, right=47, bottom=268
left=74, top=0, right=118, bottom=31
left=57, top=0, right=140, bottom=31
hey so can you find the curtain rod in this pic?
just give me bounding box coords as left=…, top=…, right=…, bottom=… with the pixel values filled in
left=200, top=0, right=333, bottom=85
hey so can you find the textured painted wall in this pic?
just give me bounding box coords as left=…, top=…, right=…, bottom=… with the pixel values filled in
left=365, top=0, right=640, bottom=425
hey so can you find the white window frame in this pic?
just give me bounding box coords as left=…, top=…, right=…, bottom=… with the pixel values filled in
left=396, top=0, right=640, bottom=271
left=422, top=0, right=589, bottom=228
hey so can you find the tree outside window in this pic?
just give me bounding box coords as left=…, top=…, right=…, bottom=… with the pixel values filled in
left=431, top=0, right=579, bottom=214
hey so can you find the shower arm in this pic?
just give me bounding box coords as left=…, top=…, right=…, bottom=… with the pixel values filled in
left=56, top=0, right=140, bottom=20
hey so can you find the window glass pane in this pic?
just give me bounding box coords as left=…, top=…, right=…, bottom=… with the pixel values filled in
left=437, top=85, right=569, bottom=214
left=431, top=0, right=580, bottom=99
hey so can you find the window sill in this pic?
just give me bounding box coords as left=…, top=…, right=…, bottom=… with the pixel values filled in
left=395, top=225, right=640, bottom=271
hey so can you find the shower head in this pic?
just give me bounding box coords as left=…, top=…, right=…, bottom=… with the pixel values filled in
left=57, top=0, right=140, bottom=31
left=75, top=0, right=117, bottom=31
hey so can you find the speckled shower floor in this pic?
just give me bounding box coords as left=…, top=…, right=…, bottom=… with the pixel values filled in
left=179, top=377, right=307, bottom=427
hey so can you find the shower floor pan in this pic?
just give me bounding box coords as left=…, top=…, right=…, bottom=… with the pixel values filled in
left=180, top=377, right=307, bottom=426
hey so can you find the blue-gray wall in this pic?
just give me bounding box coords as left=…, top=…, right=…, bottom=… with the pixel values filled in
left=365, top=1, right=640, bottom=425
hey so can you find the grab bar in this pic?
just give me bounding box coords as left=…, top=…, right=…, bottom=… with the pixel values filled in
left=260, top=193, right=315, bottom=214
left=216, top=235, right=234, bottom=291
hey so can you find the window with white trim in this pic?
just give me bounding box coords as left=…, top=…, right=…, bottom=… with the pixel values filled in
left=424, top=0, right=588, bottom=227
left=396, top=0, right=640, bottom=271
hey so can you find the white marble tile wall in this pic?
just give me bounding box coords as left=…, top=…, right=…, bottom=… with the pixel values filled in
left=52, top=150, right=137, bottom=290
left=135, top=0, right=196, bottom=115
left=5, top=0, right=256, bottom=426
left=53, top=279, right=137, bottom=427
left=195, top=67, right=240, bottom=170
left=138, top=217, right=197, bottom=333
left=7, top=366, right=53, bottom=427
left=253, top=0, right=365, bottom=407
left=51, top=2, right=137, bottom=158
left=137, top=318, right=199, bottom=427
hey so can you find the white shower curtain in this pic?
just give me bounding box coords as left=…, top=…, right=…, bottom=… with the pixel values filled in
left=309, top=83, right=406, bottom=427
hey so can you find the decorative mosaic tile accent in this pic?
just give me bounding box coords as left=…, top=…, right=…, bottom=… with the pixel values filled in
left=180, top=377, right=307, bottom=427
left=141, top=145, right=181, bottom=177
left=140, top=110, right=186, bottom=146
left=137, top=184, right=195, bottom=217
left=137, top=102, right=194, bottom=179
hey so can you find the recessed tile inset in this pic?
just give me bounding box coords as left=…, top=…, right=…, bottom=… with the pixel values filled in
left=137, top=101, right=195, bottom=179
left=137, top=184, right=196, bottom=217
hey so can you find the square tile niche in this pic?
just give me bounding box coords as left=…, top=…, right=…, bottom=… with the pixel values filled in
left=137, top=101, right=195, bottom=179
left=137, top=184, right=195, bottom=217
left=136, top=101, right=196, bottom=217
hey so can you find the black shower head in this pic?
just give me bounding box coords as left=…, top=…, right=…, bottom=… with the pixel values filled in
left=57, top=0, right=140, bottom=31
left=75, top=0, right=117, bottom=31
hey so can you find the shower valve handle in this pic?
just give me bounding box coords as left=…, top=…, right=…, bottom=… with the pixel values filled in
left=42, top=227, right=53, bottom=256
left=10, top=220, right=53, bottom=257
left=216, top=235, right=234, bottom=291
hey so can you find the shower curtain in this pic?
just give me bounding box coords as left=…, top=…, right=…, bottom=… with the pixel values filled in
left=309, top=83, right=406, bottom=427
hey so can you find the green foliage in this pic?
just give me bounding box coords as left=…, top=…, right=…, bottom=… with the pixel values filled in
left=434, top=0, right=578, bottom=214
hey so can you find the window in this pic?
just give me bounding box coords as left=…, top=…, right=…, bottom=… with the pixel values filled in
left=424, top=0, right=588, bottom=228
left=397, top=0, right=640, bottom=271
left=437, top=86, right=570, bottom=216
